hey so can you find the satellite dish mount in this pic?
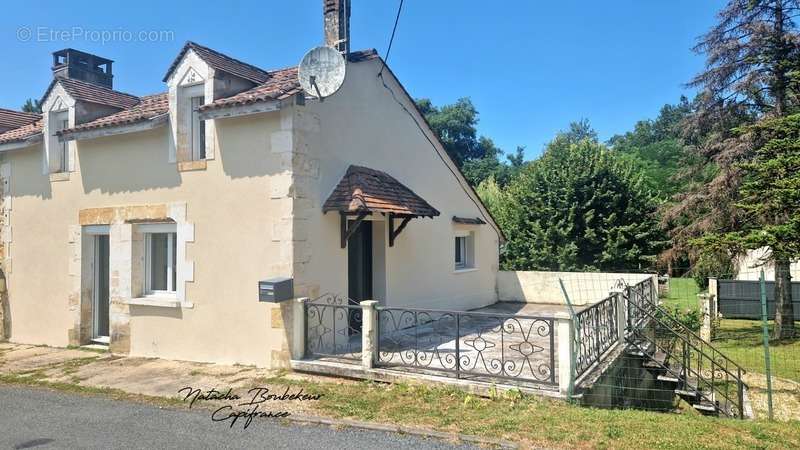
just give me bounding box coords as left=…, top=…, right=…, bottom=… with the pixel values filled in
left=298, top=46, right=347, bottom=102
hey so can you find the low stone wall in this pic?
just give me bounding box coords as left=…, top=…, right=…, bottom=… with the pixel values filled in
left=497, top=270, right=653, bottom=306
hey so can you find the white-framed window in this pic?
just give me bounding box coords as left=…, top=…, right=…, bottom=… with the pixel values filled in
left=190, top=95, right=206, bottom=160
left=454, top=231, right=475, bottom=271
left=58, top=118, right=69, bottom=172
left=141, top=224, right=178, bottom=296
left=48, top=110, right=69, bottom=173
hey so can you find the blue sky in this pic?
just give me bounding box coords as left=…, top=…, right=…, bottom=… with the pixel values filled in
left=1, top=0, right=724, bottom=159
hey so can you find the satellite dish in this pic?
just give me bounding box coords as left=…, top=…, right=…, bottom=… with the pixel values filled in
left=298, top=46, right=346, bottom=101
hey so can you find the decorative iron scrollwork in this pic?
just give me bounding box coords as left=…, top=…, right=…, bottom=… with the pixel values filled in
left=376, top=308, right=556, bottom=386
left=304, top=293, right=362, bottom=361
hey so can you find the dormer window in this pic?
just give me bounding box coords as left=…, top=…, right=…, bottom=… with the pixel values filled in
left=190, top=95, right=206, bottom=160
left=57, top=117, right=69, bottom=172
left=174, top=82, right=207, bottom=165
left=47, top=109, right=70, bottom=174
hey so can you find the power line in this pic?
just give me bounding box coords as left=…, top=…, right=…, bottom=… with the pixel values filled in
left=372, top=0, right=500, bottom=238
left=378, top=0, right=404, bottom=77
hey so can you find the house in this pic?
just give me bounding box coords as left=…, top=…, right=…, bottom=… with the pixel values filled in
left=0, top=0, right=501, bottom=368
left=734, top=248, right=800, bottom=281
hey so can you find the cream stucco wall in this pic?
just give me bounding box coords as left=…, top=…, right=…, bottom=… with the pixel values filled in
left=297, top=59, right=501, bottom=310
left=0, top=57, right=504, bottom=366
left=497, top=271, right=653, bottom=306
left=2, top=112, right=289, bottom=367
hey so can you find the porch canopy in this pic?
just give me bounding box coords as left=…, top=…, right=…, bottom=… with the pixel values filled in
left=323, top=165, right=440, bottom=248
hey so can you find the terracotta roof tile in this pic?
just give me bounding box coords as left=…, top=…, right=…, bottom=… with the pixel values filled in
left=60, top=93, right=168, bottom=136
left=199, top=49, right=380, bottom=112
left=43, top=77, right=141, bottom=110
left=163, top=41, right=270, bottom=84
left=323, top=165, right=440, bottom=217
left=0, top=120, right=43, bottom=145
left=200, top=67, right=300, bottom=111
left=0, top=108, right=40, bottom=130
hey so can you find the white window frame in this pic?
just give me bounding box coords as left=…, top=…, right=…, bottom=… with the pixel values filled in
left=141, top=223, right=178, bottom=297
left=455, top=236, right=467, bottom=270
left=454, top=230, right=476, bottom=272
left=190, top=95, right=206, bottom=161
left=58, top=118, right=69, bottom=172
left=49, top=110, right=69, bottom=173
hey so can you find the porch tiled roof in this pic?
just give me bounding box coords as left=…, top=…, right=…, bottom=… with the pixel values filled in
left=0, top=108, right=40, bottom=130
left=0, top=119, right=43, bottom=145
left=60, top=93, right=169, bottom=136
left=323, top=165, right=440, bottom=217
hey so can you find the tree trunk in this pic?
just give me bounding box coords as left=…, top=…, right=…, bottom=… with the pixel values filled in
left=773, top=258, right=795, bottom=340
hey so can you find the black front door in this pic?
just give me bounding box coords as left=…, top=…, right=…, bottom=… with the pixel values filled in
left=347, top=220, right=372, bottom=333
left=348, top=220, right=372, bottom=301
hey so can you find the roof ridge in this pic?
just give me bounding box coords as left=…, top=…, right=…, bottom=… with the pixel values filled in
left=186, top=41, right=270, bottom=77
left=163, top=41, right=270, bottom=84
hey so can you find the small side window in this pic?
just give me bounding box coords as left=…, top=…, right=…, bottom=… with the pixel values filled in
left=454, top=232, right=475, bottom=271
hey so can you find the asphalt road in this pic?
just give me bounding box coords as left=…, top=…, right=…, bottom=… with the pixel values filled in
left=0, top=385, right=479, bottom=450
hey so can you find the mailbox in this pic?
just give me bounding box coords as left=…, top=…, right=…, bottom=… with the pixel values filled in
left=259, top=277, right=293, bottom=302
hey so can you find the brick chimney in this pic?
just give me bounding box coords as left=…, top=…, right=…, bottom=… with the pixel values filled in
left=52, top=49, right=114, bottom=89
left=323, top=0, right=350, bottom=54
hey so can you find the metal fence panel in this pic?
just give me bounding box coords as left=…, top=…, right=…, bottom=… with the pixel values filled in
left=376, top=307, right=557, bottom=386
left=718, top=280, right=800, bottom=320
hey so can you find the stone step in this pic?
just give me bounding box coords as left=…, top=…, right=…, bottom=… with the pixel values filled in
left=675, top=388, right=699, bottom=398
left=692, top=402, right=718, bottom=414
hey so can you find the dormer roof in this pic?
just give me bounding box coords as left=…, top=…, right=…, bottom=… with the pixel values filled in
left=59, top=93, right=168, bottom=138
left=163, top=41, right=270, bottom=84
left=41, top=77, right=140, bottom=110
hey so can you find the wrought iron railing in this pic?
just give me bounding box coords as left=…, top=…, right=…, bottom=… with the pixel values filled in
left=304, top=293, right=362, bottom=362
left=376, top=307, right=557, bottom=386
left=626, top=292, right=746, bottom=419
left=624, top=277, right=657, bottom=330
left=573, top=294, right=619, bottom=378
left=653, top=303, right=746, bottom=380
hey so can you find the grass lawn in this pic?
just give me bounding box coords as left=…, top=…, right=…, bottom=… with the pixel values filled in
left=661, top=277, right=701, bottom=312
left=714, top=319, right=800, bottom=383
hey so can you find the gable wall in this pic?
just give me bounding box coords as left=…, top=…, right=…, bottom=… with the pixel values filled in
left=297, top=58, right=500, bottom=310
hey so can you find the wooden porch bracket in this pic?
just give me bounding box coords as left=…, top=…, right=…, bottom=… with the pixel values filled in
left=341, top=211, right=369, bottom=248
left=388, top=213, right=413, bottom=247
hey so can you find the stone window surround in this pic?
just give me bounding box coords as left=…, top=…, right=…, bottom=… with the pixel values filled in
left=69, top=202, right=194, bottom=351
left=168, top=50, right=216, bottom=169
left=41, top=85, right=77, bottom=177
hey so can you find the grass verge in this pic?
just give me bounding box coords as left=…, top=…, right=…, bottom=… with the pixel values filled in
left=252, top=375, right=798, bottom=450
left=2, top=363, right=799, bottom=449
